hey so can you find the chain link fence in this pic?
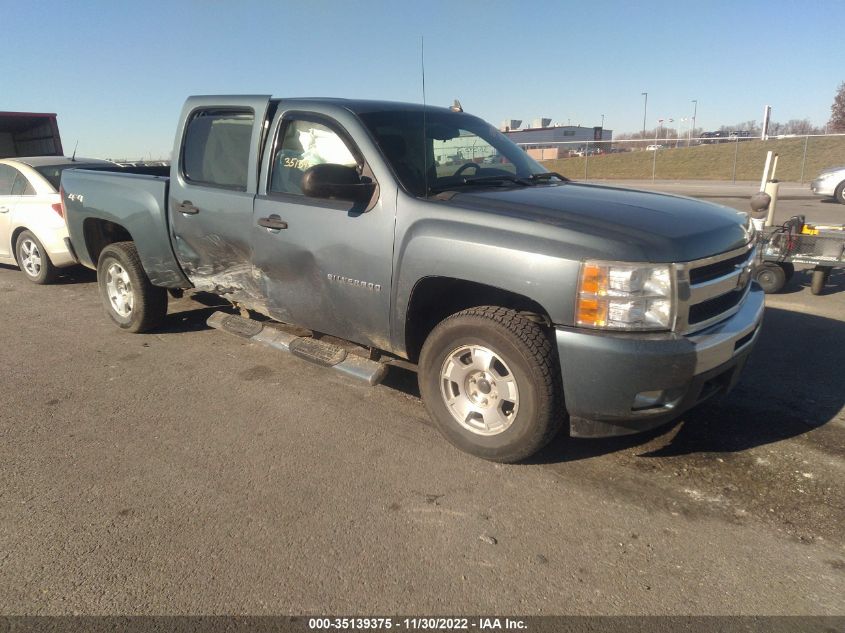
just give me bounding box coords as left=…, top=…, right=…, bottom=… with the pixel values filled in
left=509, top=134, right=845, bottom=183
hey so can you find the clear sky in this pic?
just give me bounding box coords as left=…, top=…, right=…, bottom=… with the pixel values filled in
left=5, top=0, right=843, bottom=159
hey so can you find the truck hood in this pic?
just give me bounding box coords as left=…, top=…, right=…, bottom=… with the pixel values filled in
left=436, top=182, right=753, bottom=263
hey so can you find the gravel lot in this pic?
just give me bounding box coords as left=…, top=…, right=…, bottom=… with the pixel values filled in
left=0, top=185, right=843, bottom=615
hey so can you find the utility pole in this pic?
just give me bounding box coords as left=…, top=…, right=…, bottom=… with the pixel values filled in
left=641, top=92, right=648, bottom=139
left=690, top=99, right=698, bottom=145
left=600, top=114, right=605, bottom=128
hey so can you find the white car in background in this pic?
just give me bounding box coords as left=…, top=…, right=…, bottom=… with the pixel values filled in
left=0, top=156, right=113, bottom=283
left=810, top=165, right=845, bottom=204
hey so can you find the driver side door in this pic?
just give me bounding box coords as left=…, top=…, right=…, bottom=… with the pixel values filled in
left=252, top=111, right=394, bottom=348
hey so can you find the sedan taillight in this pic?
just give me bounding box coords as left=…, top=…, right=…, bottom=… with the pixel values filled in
left=55, top=186, right=65, bottom=218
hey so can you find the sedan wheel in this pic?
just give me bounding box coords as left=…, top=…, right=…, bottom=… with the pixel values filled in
left=20, top=238, right=42, bottom=278
left=15, top=230, right=57, bottom=284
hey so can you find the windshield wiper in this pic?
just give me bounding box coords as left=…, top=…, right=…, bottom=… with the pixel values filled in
left=429, top=174, right=532, bottom=193
left=527, top=172, right=569, bottom=182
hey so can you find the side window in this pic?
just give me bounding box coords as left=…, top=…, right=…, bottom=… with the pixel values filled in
left=11, top=173, right=35, bottom=196
left=0, top=165, right=16, bottom=196
left=270, top=119, right=358, bottom=195
left=182, top=109, right=254, bottom=190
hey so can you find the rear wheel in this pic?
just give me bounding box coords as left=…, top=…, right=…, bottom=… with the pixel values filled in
left=16, top=230, right=56, bottom=284
left=754, top=262, right=786, bottom=294
left=97, top=242, right=167, bottom=332
left=418, top=306, right=565, bottom=463
left=810, top=266, right=831, bottom=295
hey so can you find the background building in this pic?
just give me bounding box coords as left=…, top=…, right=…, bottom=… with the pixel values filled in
left=503, top=121, right=613, bottom=159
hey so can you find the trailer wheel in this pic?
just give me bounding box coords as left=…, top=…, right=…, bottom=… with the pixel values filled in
left=97, top=241, right=167, bottom=332
left=754, top=262, right=786, bottom=294
left=418, top=306, right=565, bottom=463
left=810, top=266, right=831, bottom=295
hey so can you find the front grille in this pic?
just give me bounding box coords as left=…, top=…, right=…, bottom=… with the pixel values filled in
left=689, top=252, right=749, bottom=284
left=678, top=242, right=755, bottom=333
left=688, top=289, right=745, bottom=324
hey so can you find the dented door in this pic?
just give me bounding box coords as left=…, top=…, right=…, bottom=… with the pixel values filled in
left=168, top=96, right=271, bottom=306
left=251, top=109, right=395, bottom=350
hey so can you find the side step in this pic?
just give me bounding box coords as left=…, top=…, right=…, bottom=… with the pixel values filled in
left=206, top=312, right=388, bottom=386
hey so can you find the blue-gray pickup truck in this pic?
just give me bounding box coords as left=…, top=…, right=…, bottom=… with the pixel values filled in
left=61, top=95, right=764, bottom=462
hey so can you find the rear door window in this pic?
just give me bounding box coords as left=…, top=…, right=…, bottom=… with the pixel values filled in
left=182, top=109, right=254, bottom=190
left=0, top=165, right=16, bottom=196
left=11, top=172, right=35, bottom=195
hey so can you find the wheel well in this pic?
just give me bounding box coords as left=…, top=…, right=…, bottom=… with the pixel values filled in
left=10, top=227, right=28, bottom=263
left=82, top=218, right=133, bottom=265
left=404, top=277, right=552, bottom=363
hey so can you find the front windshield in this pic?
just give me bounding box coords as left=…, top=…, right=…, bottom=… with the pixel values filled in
left=357, top=108, right=554, bottom=196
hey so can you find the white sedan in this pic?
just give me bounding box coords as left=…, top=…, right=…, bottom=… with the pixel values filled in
left=0, top=156, right=113, bottom=283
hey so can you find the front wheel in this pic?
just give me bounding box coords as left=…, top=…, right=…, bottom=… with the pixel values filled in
left=418, top=306, right=565, bottom=463
left=834, top=181, right=845, bottom=205
left=97, top=242, right=167, bottom=332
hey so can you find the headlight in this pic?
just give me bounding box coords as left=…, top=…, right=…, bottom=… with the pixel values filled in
left=576, top=261, right=674, bottom=331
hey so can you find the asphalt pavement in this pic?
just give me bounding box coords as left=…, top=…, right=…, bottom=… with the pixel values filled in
left=0, top=182, right=843, bottom=615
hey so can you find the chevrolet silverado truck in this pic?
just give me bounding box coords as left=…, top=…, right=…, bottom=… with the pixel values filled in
left=61, top=95, right=764, bottom=462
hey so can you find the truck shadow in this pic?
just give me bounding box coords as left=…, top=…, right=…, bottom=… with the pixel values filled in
left=153, top=291, right=235, bottom=334
left=531, top=305, right=845, bottom=463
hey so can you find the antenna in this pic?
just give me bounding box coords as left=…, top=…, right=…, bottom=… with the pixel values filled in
left=71, top=140, right=78, bottom=162
left=421, top=35, right=429, bottom=197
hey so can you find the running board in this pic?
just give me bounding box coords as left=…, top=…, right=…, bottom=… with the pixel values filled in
left=206, top=312, right=388, bottom=386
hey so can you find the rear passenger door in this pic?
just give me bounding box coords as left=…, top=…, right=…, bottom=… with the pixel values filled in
left=168, top=96, right=270, bottom=305
left=0, top=165, right=18, bottom=257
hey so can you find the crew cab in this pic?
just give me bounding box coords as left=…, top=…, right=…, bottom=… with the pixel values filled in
left=61, top=95, right=764, bottom=462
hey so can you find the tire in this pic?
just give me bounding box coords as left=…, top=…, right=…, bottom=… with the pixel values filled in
left=779, top=262, right=795, bottom=283
left=810, top=266, right=830, bottom=296
left=15, top=230, right=57, bottom=284
left=97, top=241, right=167, bottom=332
left=835, top=181, right=845, bottom=205
left=418, top=306, right=565, bottom=463
left=754, top=262, right=786, bottom=294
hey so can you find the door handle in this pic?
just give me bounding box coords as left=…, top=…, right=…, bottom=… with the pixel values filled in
left=174, top=200, right=200, bottom=215
left=257, top=215, right=288, bottom=230
left=0, top=207, right=9, bottom=214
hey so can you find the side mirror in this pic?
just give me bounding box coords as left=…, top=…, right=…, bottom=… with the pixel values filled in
left=301, top=164, right=375, bottom=204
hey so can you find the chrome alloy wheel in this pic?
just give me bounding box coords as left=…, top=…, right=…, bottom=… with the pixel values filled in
left=20, top=239, right=42, bottom=278
left=439, top=344, right=520, bottom=436
left=105, top=262, right=134, bottom=317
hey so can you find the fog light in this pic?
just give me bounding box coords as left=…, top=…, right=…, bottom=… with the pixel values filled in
left=633, top=390, right=665, bottom=411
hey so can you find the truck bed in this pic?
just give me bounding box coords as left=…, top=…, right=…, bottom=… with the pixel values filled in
left=62, top=168, right=190, bottom=288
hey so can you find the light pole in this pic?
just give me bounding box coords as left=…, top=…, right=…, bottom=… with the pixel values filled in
left=641, top=92, right=648, bottom=140
left=690, top=99, right=698, bottom=146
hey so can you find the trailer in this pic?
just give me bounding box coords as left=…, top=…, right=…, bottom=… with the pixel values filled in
left=755, top=217, right=845, bottom=295
left=0, top=112, right=63, bottom=158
